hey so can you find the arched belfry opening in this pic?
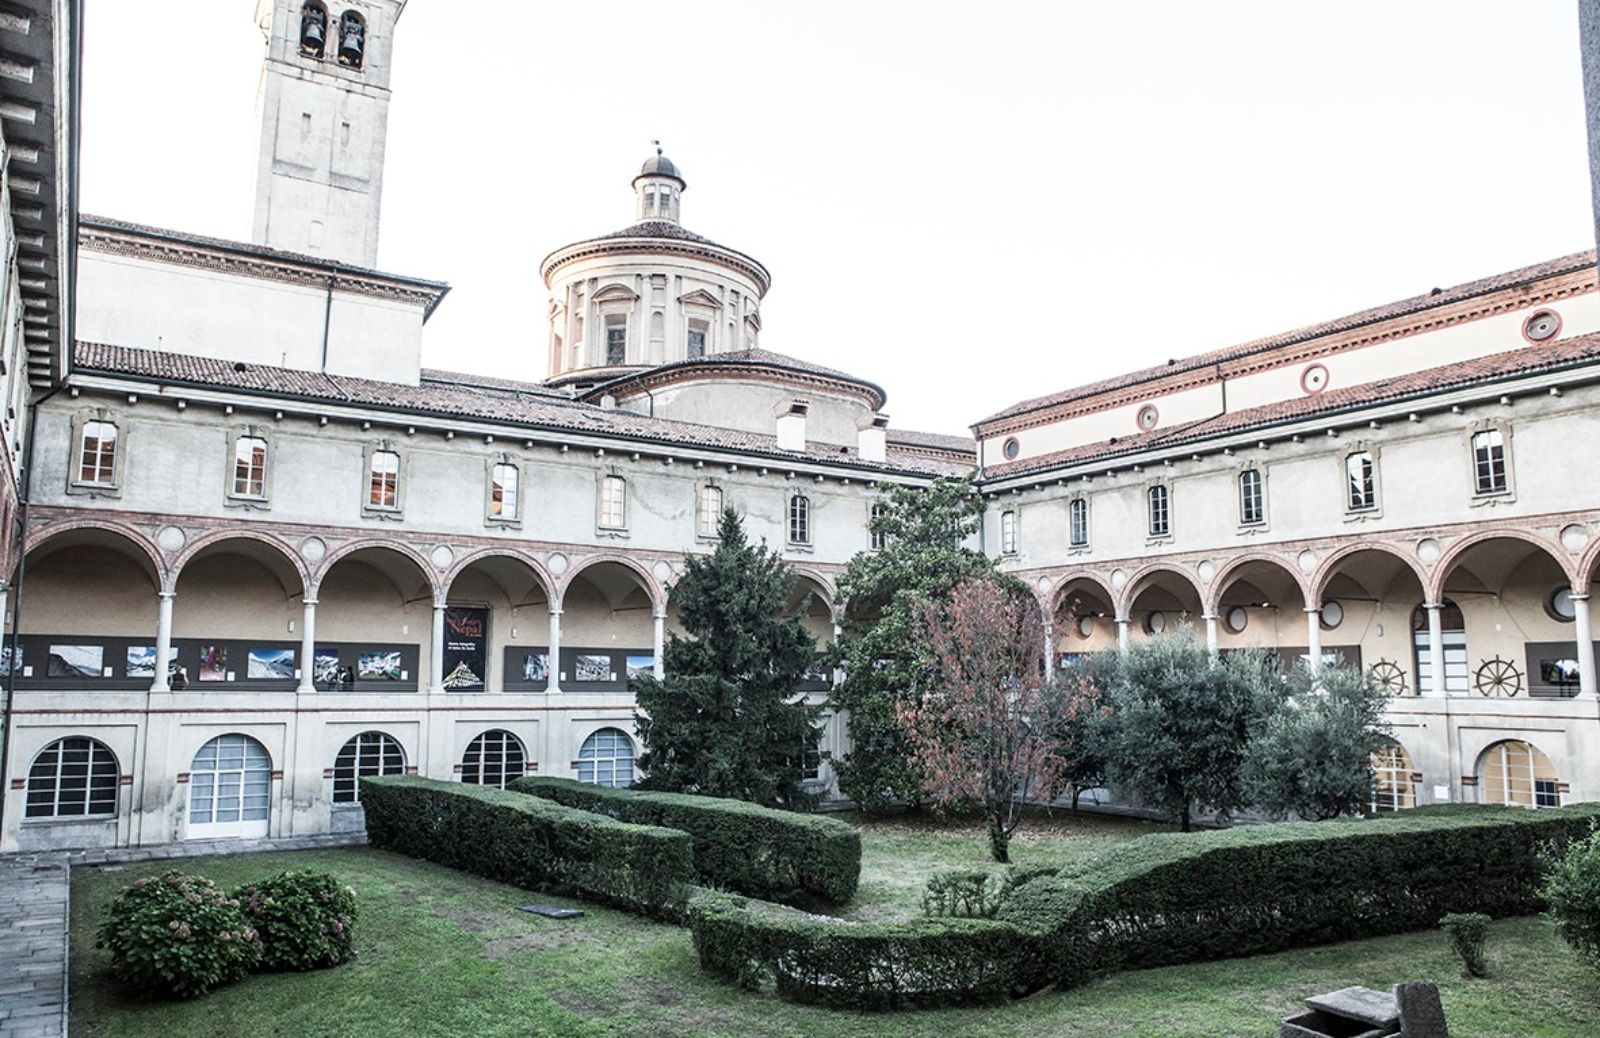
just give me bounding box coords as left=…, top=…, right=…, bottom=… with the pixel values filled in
left=299, top=1, right=328, bottom=58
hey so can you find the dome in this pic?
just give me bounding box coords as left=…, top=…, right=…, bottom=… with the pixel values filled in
left=634, top=150, right=684, bottom=185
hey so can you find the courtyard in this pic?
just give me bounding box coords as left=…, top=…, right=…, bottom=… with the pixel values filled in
left=65, top=812, right=1600, bottom=1038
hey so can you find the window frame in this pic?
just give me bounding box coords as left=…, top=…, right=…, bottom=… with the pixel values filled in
left=331, top=730, right=406, bottom=804
left=485, top=456, right=523, bottom=528
left=604, top=318, right=628, bottom=367
left=1068, top=497, right=1089, bottom=549
left=696, top=482, right=723, bottom=541
left=67, top=411, right=127, bottom=498
left=460, top=729, right=528, bottom=790
left=1344, top=447, right=1380, bottom=515
left=999, top=508, right=1018, bottom=556
left=597, top=473, right=628, bottom=532
left=577, top=727, right=636, bottom=788
left=788, top=493, right=812, bottom=547
left=869, top=502, right=889, bottom=552
left=361, top=442, right=406, bottom=519
left=24, top=736, right=120, bottom=821
left=1468, top=422, right=1514, bottom=501
left=225, top=428, right=274, bottom=508
left=1237, top=467, right=1266, bottom=528
left=1146, top=482, right=1172, bottom=540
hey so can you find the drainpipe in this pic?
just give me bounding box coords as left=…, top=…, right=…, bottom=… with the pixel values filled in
left=0, top=379, right=70, bottom=836
left=319, top=274, right=336, bottom=372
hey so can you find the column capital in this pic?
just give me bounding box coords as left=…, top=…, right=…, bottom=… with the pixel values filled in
left=1201, top=613, right=1219, bottom=622
left=301, top=598, right=319, bottom=608
left=1571, top=592, right=1591, bottom=603
left=158, top=590, right=177, bottom=601
left=548, top=606, right=563, bottom=617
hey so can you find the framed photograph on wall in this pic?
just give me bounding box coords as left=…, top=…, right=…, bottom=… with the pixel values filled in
left=575, top=654, right=613, bottom=682
left=247, top=648, right=296, bottom=680
left=48, top=644, right=104, bottom=679
left=521, top=653, right=549, bottom=682
left=198, top=645, right=227, bottom=682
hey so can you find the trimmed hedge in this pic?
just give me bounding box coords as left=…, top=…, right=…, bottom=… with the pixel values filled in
left=688, top=802, right=1600, bottom=1008
left=509, top=776, right=860, bottom=904
left=360, top=776, right=694, bottom=917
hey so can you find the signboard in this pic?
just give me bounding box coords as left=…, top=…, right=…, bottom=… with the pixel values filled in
left=442, top=606, right=489, bottom=691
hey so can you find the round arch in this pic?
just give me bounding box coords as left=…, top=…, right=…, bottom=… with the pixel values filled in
left=788, top=566, right=839, bottom=615
left=310, top=539, right=441, bottom=603
left=1048, top=571, right=1118, bottom=624
left=1430, top=528, right=1573, bottom=604
left=1310, top=541, right=1430, bottom=607
left=1572, top=533, right=1600, bottom=597
left=1205, top=553, right=1311, bottom=616
left=22, top=520, right=165, bottom=589
left=559, top=553, right=664, bottom=613
left=442, top=548, right=557, bottom=604
left=169, top=529, right=309, bottom=598
left=1118, top=563, right=1204, bottom=623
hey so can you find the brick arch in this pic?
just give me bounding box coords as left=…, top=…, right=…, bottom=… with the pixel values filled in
left=789, top=566, right=839, bottom=621
left=1573, top=532, right=1600, bottom=596
left=558, top=552, right=664, bottom=613
left=1310, top=540, right=1431, bottom=607
left=168, top=528, right=310, bottom=597
left=21, top=517, right=167, bottom=589
left=309, top=538, right=441, bottom=602
left=1117, top=562, right=1204, bottom=623
left=1428, top=527, right=1573, bottom=604
left=442, top=547, right=557, bottom=604
left=1205, top=552, right=1312, bottom=616
left=1047, top=571, right=1118, bottom=624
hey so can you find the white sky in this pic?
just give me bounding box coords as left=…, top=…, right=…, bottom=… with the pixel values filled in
left=79, top=1, right=1596, bottom=436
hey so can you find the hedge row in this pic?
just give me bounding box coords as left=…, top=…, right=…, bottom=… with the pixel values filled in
left=359, top=776, right=693, bottom=917
left=509, top=776, right=861, bottom=904
left=687, top=801, right=1600, bottom=1008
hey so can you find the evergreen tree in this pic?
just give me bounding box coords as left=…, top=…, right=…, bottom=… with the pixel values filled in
left=632, top=507, right=821, bottom=808
left=830, top=476, right=997, bottom=811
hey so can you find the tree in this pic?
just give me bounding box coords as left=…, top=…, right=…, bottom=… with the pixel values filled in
left=1054, top=664, right=1112, bottom=813
left=1094, top=629, right=1276, bottom=831
left=895, top=578, right=1077, bottom=862
left=829, top=476, right=997, bottom=811
left=632, top=507, right=821, bottom=808
left=1243, top=660, right=1393, bottom=820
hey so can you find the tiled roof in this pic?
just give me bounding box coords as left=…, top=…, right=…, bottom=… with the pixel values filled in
left=886, top=428, right=978, bottom=459
left=598, top=220, right=718, bottom=245
left=582, top=348, right=889, bottom=410
left=980, top=249, right=1598, bottom=427
left=74, top=343, right=971, bottom=479
left=982, top=332, right=1600, bottom=480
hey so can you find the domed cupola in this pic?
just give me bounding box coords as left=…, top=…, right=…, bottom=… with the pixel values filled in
left=541, top=147, right=772, bottom=390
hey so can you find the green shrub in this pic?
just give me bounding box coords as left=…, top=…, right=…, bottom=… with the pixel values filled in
left=509, top=776, right=860, bottom=904
left=1439, top=912, right=1491, bottom=977
left=97, top=871, right=261, bottom=999
left=360, top=775, right=694, bottom=917
left=1541, top=824, right=1600, bottom=969
left=922, top=870, right=1005, bottom=918
left=236, top=871, right=358, bottom=971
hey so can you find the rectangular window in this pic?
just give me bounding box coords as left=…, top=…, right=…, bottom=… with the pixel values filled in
left=1000, top=510, right=1017, bottom=555
left=789, top=494, right=811, bottom=545
left=1346, top=451, right=1375, bottom=510
left=606, top=323, right=627, bottom=366
left=1239, top=469, right=1264, bottom=525
left=369, top=450, right=400, bottom=509
left=697, top=484, right=722, bottom=538
left=600, top=475, right=627, bottom=528
left=687, top=327, right=706, bottom=359
left=1472, top=429, right=1507, bottom=494
left=78, top=420, right=118, bottom=486
left=1147, top=485, right=1170, bottom=537
left=490, top=463, right=519, bottom=520
left=232, top=436, right=267, bottom=498
left=1068, top=498, right=1088, bottom=547
left=870, top=503, right=888, bottom=551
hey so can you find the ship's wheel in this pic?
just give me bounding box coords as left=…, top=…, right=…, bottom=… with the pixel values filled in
left=1367, top=659, right=1408, bottom=697
left=1474, top=655, right=1523, bottom=698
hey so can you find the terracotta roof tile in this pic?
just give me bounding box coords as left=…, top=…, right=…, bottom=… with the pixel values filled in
left=581, top=348, right=889, bottom=410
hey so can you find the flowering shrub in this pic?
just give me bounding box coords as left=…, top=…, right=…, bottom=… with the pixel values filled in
left=236, top=870, right=359, bottom=971
left=97, top=871, right=260, bottom=998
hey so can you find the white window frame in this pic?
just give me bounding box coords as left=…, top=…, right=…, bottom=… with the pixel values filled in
left=1344, top=448, right=1379, bottom=514
left=486, top=457, right=522, bottom=527
left=1469, top=422, right=1514, bottom=501
left=1068, top=497, right=1089, bottom=549
left=1000, top=509, right=1018, bottom=556
left=1146, top=483, right=1171, bottom=540
left=225, top=428, right=274, bottom=507
left=577, top=727, right=636, bottom=788
left=362, top=443, right=405, bottom=519
left=24, top=737, right=120, bottom=820
left=697, top=483, right=723, bottom=540
left=788, top=493, right=812, bottom=547
left=460, top=729, right=528, bottom=790
left=331, top=731, right=406, bottom=804
left=598, top=474, right=628, bottom=532
left=67, top=412, right=126, bottom=497
left=1238, top=467, right=1265, bottom=528
left=869, top=502, right=888, bottom=552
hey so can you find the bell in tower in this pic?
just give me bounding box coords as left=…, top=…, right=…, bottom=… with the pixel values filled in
left=338, top=10, right=366, bottom=69
left=299, top=2, right=326, bottom=58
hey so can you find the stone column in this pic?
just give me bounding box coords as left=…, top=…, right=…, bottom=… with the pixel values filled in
left=1116, top=618, right=1130, bottom=655
left=1305, top=607, right=1323, bottom=675
left=832, top=620, right=845, bottom=689
left=1426, top=602, right=1448, bottom=696
left=297, top=599, right=317, bottom=694
left=152, top=591, right=175, bottom=692
left=652, top=608, right=666, bottom=679
left=1573, top=594, right=1598, bottom=698
left=429, top=602, right=445, bottom=694
left=547, top=606, right=562, bottom=693
left=1043, top=622, right=1055, bottom=678
left=1203, top=613, right=1219, bottom=656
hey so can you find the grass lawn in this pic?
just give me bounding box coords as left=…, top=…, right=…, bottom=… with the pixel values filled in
left=68, top=821, right=1600, bottom=1037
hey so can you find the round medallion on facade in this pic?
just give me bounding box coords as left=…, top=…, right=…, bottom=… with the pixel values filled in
left=156, top=526, right=186, bottom=553
left=1144, top=610, right=1167, bottom=635
left=300, top=536, right=326, bottom=562
left=1110, top=568, right=1128, bottom=590
left=1001, top=437, right=1021, bottom=461
left=430, top=544, right=454, bottom=571
left=1416, top=538, right=1442, bottom=564
left=1300, top=363, right=1330, bottom=395
left=547, top=552, right=569, bottom=576
left=1522, top=309, right=1561, bottom=343
left=1225, top=606, right=1248, bottom=633
left=1547, top=586, right=1578, bottom=622
left=1319, top=600, right=1344, bottom=630
left=1135, top=404, right=1159, bottom=432
left=1076, top=615, right=1095, bottom=638
left=1297, top=549, right=1318, bottom=574
left=652, top=560, right=673, bottom=584
left=1197, top=560, right=1216, bottom=583
left=1560, top=523, right=1590, bottom=553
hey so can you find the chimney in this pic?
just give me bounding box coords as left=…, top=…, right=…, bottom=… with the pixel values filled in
left=776, top=401, right=809, bottom=451
left=859, top=413, right=889, bottom=462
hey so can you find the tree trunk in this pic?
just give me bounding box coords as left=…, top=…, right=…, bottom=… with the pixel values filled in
left=1071, top=784, right=1082, bottom=814
left=987, top=808, right=1010, bottom=863
left=1180, top=802, right=1192, bottom=833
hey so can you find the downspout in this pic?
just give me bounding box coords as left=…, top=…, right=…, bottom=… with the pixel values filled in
left=319, top=273, right=336, bottom=372
left=0, top=379, right=70, bottom=836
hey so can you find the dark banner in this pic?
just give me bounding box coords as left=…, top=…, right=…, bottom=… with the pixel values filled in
left=442, top=606, right=489, bottom=690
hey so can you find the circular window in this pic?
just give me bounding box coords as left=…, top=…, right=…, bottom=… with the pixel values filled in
left=1547, top=585, right=1577, bottom=622
left=1076, top=615, right=1095, bottom=639
left=1523, top=310, right=1561, bottom=343
left=1320, top=600, right=1345, bottom=630
left=1135, top=405, right=1159, bottom=432
left=1144, top=610, right=1167, bottom=635
left=1001, top=437, right=1020, bottom=461
left=1225, top=606, right=1248, bottom=633
left=1300, top=363, right=1330, bottom=395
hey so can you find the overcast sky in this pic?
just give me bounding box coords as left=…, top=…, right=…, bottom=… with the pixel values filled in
left=79, top=1, right=1596, bottom=435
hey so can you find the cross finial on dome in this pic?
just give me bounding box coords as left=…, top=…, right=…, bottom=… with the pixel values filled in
left=652, top=138, right=662, bottom=156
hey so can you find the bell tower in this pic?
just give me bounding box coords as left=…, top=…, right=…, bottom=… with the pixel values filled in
left=251, top=0, right=406, bottom=267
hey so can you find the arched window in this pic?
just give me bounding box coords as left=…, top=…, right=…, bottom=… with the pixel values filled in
left=697, top=484, right=722, bottom=538
left=1068, top=498, right=1089, bottom=547
left=233, top=435, right=268, bottom=498
left=189, top=734, right=272, bottom=839
left=26, top=737, right=119, bottom=819
left=461, top=730, right=528, bottom=789
left=336, top=9, right=366, bottom=69
left=788, top=494, right=811, bottom=545
left=1369, top=740, right=1416, bottom=812
left=77, top=420, right=118, bottom=486
left=1412, top=601, right=1467, bottom=695
left=1470, top=429, right=1508, bottom=495
left=332, top=731, right=405, bottom=803
left=1147, top=485, right=1170, bottom=537
left=577, top=727, right=635, bottom=788
left=1238, top=469, right=1264, bottom=525
left=1478, top=739, right=1561, bottom=808
left=299, top=1, right=328, bottom=58
left=1346, top=451, right=1376, bottom=511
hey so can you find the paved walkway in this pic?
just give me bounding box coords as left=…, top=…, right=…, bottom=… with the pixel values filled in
left=0, top=833, right=367, bottom=1038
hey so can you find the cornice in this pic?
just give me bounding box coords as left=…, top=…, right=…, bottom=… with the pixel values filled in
left=540, top=235, right=772, bottom=296
left=587, top=362, right=887, bottom=412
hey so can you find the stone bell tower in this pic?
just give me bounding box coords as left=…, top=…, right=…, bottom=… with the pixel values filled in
left=251, top=0, right=406, bottom=267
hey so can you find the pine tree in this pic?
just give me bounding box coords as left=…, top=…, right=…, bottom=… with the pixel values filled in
left=632, top=507, right=822, bottom=808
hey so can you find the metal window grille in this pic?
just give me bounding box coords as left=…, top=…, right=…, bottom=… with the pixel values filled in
left=577, top=728, right=635, bottom=788
left=332, top=731, right=405, bottom=804
left=461, top=730, right=527, bottom=790
left=25, top=737, right=119, bottom=818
